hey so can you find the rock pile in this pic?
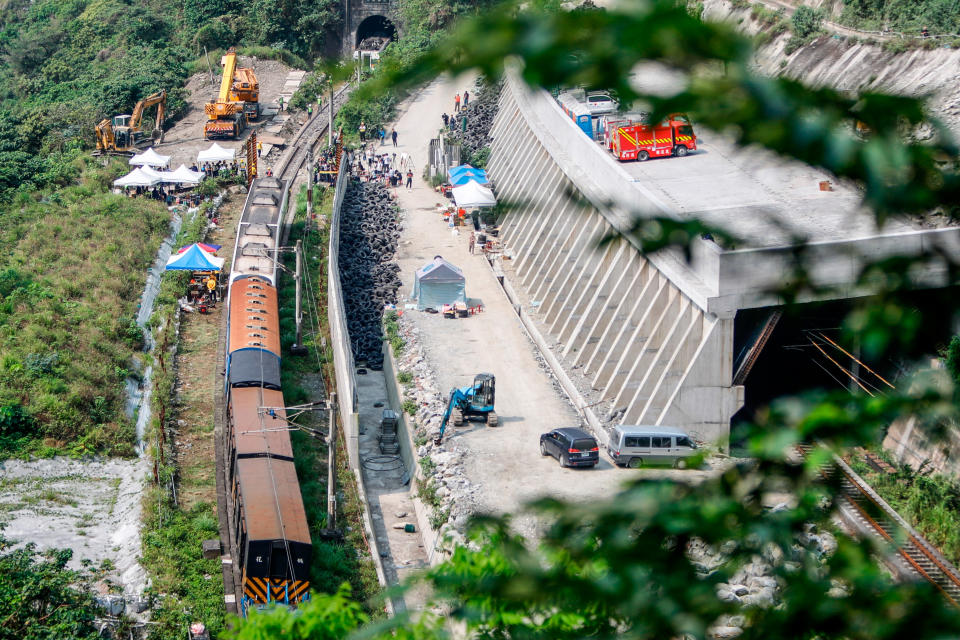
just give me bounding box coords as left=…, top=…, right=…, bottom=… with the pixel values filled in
left=391, top=316, right=480, bottom=540
left=338, top=181, right=402, bottom=370
left=688, top=523, right=838, bottom=638
left=449, top=78, right=503, bottom=165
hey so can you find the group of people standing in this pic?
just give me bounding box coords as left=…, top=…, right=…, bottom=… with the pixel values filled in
left=357, top=121, right=399, bottom=147
left=350, top=144, right=414, bottom=190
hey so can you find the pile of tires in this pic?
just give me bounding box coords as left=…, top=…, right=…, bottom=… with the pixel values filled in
left=338, top=181, right=402, bottom=370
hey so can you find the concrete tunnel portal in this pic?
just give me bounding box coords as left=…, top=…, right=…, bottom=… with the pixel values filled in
left=356, top=15, right=397, bottom=48
left=731, top=286, right=960, bottom=442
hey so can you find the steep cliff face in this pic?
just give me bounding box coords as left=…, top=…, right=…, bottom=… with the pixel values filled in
left=703, top=0, right=960, bottom=138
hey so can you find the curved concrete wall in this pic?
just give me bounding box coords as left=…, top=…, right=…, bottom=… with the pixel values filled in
left=329, top=159, right=361, bottom=465
left=487, top=74, right=741, bottom=446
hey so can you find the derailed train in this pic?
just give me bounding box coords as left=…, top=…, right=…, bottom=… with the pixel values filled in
left=223, top=176, right=311, bottom=614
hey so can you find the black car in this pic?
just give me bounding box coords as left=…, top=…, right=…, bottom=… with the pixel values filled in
left=540, top=427, right=599, bottom=468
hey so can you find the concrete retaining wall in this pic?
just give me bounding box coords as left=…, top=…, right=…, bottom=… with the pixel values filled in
left=329, top=160, right=361, bottom=467
left=487, top=74, right=739, bottom=446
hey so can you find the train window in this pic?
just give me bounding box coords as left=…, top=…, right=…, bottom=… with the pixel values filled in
left=245, top=292, right=267, bottom=298
left=248, top=284, right=263, bottom=290
left=248, top=333, right=264, bottom=338
left=270, top=542, right=290, bottom=579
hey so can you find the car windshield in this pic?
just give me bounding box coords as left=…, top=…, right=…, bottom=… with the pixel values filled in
left=573, top=438, right=596, bottom=450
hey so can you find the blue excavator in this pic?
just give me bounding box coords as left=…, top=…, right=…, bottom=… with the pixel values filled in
left=434, top=373, right=497, bottom=445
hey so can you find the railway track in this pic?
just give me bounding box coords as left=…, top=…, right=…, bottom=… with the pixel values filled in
left=798, top=444, right=960, bottom=605
left=275, top=84, right=352, bottom=181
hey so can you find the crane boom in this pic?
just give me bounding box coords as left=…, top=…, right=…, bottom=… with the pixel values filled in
left=219, top=49, right=238, bottom=103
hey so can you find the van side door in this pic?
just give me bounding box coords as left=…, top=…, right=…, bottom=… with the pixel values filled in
left=651, top=436, right=672, bottom=459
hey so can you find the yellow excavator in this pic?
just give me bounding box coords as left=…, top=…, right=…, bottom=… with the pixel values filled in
left=94, top=90, right=166, bottom=155
left=204, top=48, right=259, bottom=138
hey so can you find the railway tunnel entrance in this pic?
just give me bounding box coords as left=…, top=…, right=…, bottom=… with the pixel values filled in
left=731, top=286, right=960, bottom=443
left=355, top=15, right=397, bottom=49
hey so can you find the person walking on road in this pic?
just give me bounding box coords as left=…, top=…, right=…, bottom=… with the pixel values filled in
left=256, top=140, right=262, bottom=157
left=359, top=120, right=367, bottom=141
left=405, top=169, right=413, bottom=190
left=278, top=96, right=284, bottom=111
left=307, top=104, right=313, bottom=118
left=442, top=112, right=449, bottom=128
left=391, top=129, right=398, bottom=147
left=463, top=90, right=470, bottom=108
left=454, top=93, right=461, bottom=113
left=469, top=231, right=475, bottom=255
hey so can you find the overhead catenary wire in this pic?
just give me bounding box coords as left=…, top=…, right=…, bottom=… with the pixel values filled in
left=808, top=339, right=875, bottom=396
left=814, top=331, right=896, bottom=390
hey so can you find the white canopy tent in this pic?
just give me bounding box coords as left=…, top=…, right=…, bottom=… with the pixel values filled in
left=197, top=143, right=236, bottom=164
left=140, top=165, right=166, bottom=181
left=113, top=167, right=162, bottom=188
left=160, top=164, right=204, bottom=185
left=452, top=181, right=497, bottom=208
left=129, top=147, right=170, bottom=168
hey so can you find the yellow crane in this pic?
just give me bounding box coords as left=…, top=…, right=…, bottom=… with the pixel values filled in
left=231, top=66, right=260, bottom=122
left=94, top=90, right=166, bottom=155
left=204, top=48, right=249, bottom=139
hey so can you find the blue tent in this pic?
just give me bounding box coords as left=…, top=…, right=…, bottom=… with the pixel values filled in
left=450, top=171, right=489, bottom=186
left=165, top=243, right=225, bottom=271
left=412, top=256, right=465, bottom=310
left=448, top=165, right=488, bottom=184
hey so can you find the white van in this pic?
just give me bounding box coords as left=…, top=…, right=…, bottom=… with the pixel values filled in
left=607, top=425, right=698, bottom=469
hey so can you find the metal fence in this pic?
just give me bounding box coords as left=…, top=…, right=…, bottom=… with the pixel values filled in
left=428, top=137, right=461, bottom=180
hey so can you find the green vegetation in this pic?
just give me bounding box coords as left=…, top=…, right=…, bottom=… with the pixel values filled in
left=840, top=0, right=960, bottom=35
left=396, top=370, right=413, bottom=385
left=141, top=496, right=225, bottom=638
left=0, top=0, right=340, bottom=203
left=135, top=196, right=222, bottom=640
left=785, top=5, right=825, bottom=54
left=0, top=158, right=170, bottom=456
left=0, top=534, right=100, bottom=639
left=851, top=452, right=960, bottom=567
left=335, top=0, right=499, bottom=138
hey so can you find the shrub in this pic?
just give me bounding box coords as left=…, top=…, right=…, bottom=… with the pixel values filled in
left=791, top=5, right=824, bottom=39
left=402, top=400, right=418, bottom=416
left=396, top=371, right=413, bottom=385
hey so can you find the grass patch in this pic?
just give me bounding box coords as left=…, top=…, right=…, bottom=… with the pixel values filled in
left=396, top=371, right=413, bottom=385
left=141, top=492, right=225, bottom=639
left=0, top=157, right=171, bottom=458
left=850, top=450, right=960, bottom=567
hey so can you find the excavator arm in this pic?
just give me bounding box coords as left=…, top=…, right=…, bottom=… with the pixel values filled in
left=94, top=118, right=114, bottom=152
left=129, top=90, right=167, bottom=142
left=434, top=388, right=470, bottom=445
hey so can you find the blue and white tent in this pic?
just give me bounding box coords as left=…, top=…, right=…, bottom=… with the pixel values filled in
left=412, top=256, right=466, bottom=310
left=165, top=243, right=225, bottom=271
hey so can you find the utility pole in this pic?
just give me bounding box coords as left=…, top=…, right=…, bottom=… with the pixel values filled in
left=306, top=148, right=313, bottom=220
left=327, top=393, right=337, bottom=531
left=328, top=81, right=334, bottom=148
left=290, top=240, right=308, bottom=357
left=203, top=47, right=215, bottom=86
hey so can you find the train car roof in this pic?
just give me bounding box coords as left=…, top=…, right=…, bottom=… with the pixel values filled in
left=235, top=457, right=311, bottom=544
left=229, top=387, right=294, bottom=459
left=228, top=349, right=281, bottom=390
left=229, top=278, right=281, bottom=356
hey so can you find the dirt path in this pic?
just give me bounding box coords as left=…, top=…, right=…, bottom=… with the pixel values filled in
left=154, top=56, right=305, bottom=169
left=171, top=195, right=243, bottom=509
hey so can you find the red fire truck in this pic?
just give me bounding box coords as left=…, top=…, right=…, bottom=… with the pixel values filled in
left=611, top=115, right=697, bottom=161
